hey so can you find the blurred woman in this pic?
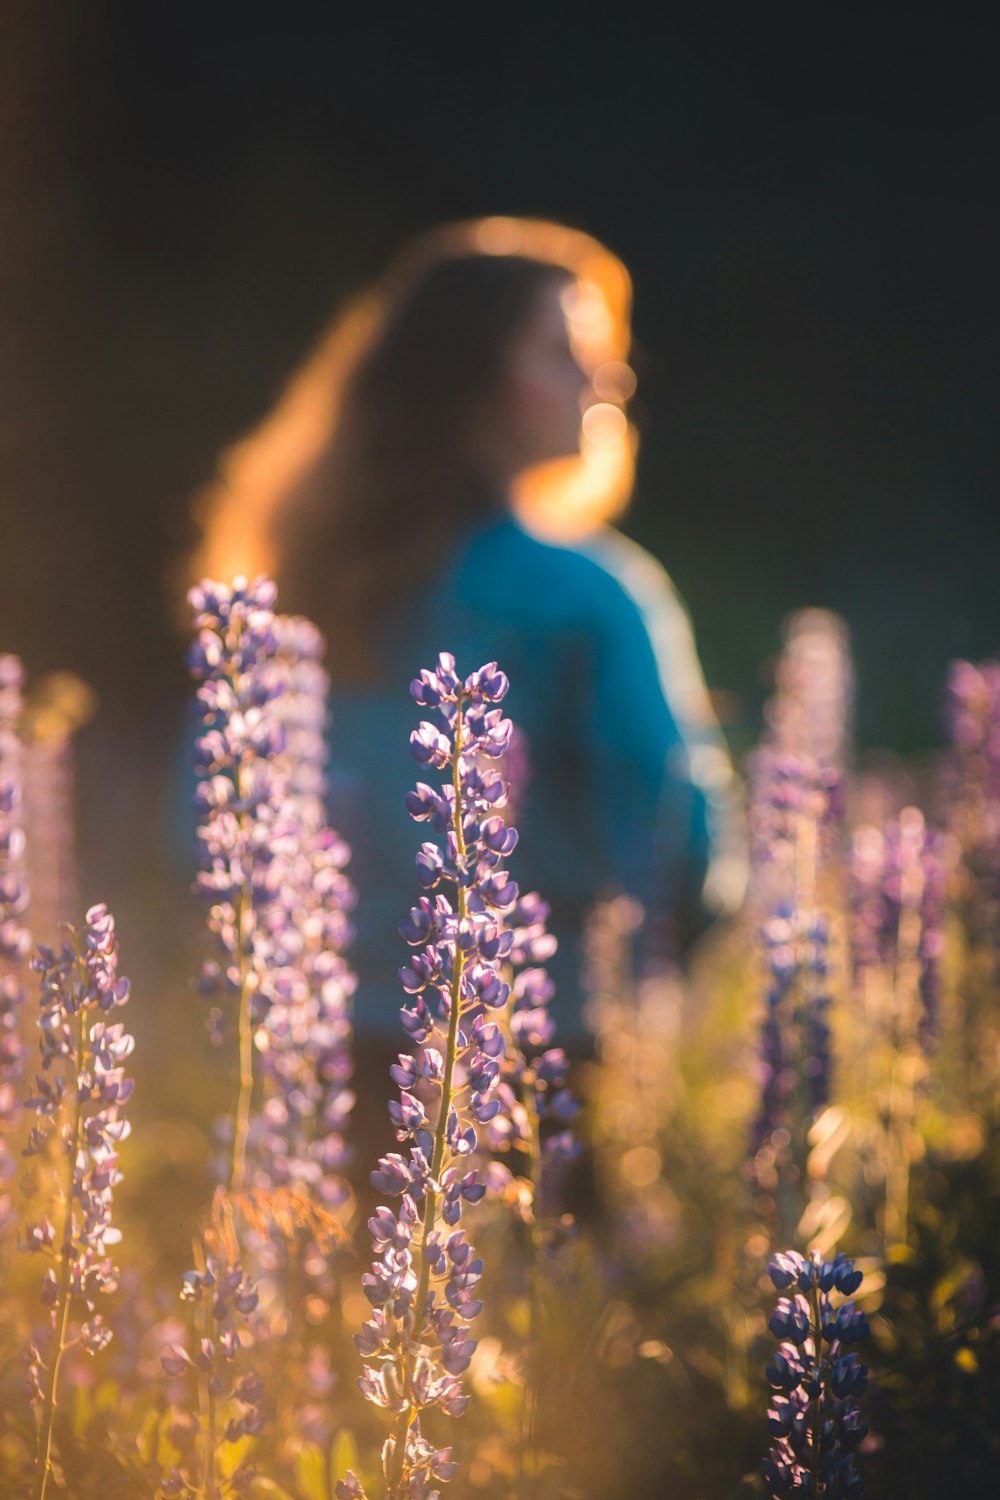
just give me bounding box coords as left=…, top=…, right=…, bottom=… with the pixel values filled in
left=192, top=217, right=741, bottom=1039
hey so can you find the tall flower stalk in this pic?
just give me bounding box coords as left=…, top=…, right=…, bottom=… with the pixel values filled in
left=484, top=887, right=579, bottom=1489
left=945, top=658, right=1000, bottom=1104
left=190, top=576, right=287, bottom=1194
left=187, top=584, right=356, bottom=1473
left=763, top=1250, right=868, bottom=1498
left=256, top=614, right=356, bottom=1209
left=21, top=672, right=94, bottom=949
left=584, top=893, right=684, bottom=1264
left=849, top=808, right=945, bottom=1244
left=748, top=752, right=839, bottom=1246
left=160, top=1192, right=264, bottom=1500
left=189, top=583, right=355, bottom=1205
left=342, top=655, right=517, bottom=1500
left=766, top=609, right=853, bottom=773
left=0, top=655, right=30, bottom=1239
left=946, top=658, right=1000, bottom=939
left=20, top=905, right=133, bottom=1500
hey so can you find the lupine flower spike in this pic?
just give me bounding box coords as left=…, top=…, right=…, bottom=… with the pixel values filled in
left=584, top=894, right=682, bottom=1262
left=189, top=575, right=286, bottom=1194
left=484, top=884, right=579, bottom=1487
left=749, top=614, right=851, bottom=1228
left=160, top=1191, right=264, bottom=1500
left=0, top=655, right=30, bottom=1238
left=189, top=583, right=356, bottom=1208
left=763, top=1250, right=868, bottom=1498
left=342, top=655, right=518, bottom=1500
left=748, top=752, right=837, bottom=1243
left=187, top=585, right=356, bottom=1471
left=21, top=672, right=93, bottom=948
left=945, top=659, right=1000, bottom=1101
left=946, top=658, right=1000, bottom=942
left=849, top=809, right=945, bottom=1243
left=254, top=614, right=356, bottom=1210
left=21, top=905, right=133, bottom=1500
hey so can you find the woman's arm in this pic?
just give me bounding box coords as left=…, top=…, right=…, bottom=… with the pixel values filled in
left=577, top=552, right=712, bottom=953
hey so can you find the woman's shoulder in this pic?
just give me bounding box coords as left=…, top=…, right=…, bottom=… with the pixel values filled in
left=576, top=526, right=690, bottom=620
left=453, top=516, right=651, bottom=627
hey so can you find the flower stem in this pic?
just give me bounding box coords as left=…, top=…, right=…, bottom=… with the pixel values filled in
left=388, top=693, right=467, bottom=1498
left=200, top=1292, right=219, bottom=1500
left=204, top=1380, right=219, bottom=1500
left=517, top=1075, right=544, bottom=1498
left=809, top=1280, right=824, bottom=1497
left=33, top=944, right=87, bottom=1500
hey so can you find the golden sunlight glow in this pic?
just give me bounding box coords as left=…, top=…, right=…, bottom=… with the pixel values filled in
left=592, top=360, right=637, bottom=403
left=582, top=402, right=629, bottom=448
left=23, top=672, right=97, bottom=743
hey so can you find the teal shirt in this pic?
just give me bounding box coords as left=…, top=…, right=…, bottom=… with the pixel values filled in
left=327, top=515, right=716, bottom=1038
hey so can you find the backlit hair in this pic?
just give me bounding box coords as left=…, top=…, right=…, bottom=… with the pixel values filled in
left=190, top=216, right=635, bottom=675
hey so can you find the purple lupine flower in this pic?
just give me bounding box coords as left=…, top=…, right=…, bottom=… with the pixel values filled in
left=749, top=748, right=841, bottom=913
left=849, top=808, right=945, bottom=1050
left=762, top=1249, right=868, bottom=1498
left=21, top=905, right=133, bottom=1494
left=160, top=1192, right=264, bottom=1498
left=249, top=614, right=356, bottom=1209
left=349, top=655, right=523, bottom=1500
left=20, top=674, right=93, bottom=951
left=749, top=900, right=834, bottom=1197
left=748, top=741, right=839, bottom=1231
left=0, top=655, right=30, bottom=1236
left=766, top=609, right=853, bottom=771
left=189, top=580, right=356, bottom=1206
left=753, top=615, right=851, bottom=948
left=188, top=587, right=356, bottom=1464
left=848, top=807, right=946, bottom=1243
left=478, top=887, right=580, bottom=1224
left=946, top=658, right=1000, bottom=944
left=189, top=575, right=288, bottom=1194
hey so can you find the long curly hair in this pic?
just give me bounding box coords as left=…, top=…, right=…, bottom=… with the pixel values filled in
left=190, top=217, right=635, bottom=678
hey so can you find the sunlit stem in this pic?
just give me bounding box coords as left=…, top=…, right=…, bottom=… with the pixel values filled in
left=809, top=1279, right=824, bottom=1495
left=883, top=870, right=923, bottom=1248
left=779, top=804, right=819, bottom=1248
left=191, top=1234, right=219, bottom=1500
left=204, top=1367, right=219, bottom=1500
left=33, top=934, right=87, bottom=1500
left=517, top=1072, right=545, bottom=1496
left=388, top=693, right=468, bottom=1498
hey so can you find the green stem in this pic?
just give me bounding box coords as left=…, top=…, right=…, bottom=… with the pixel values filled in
left=205, top=1380, right=218, bottom=1500
left=809, top=1280, right=825, bottom=1496
left=884, top=871, right=921, bottom=1248
left=518, top=1076, right=545, bottom=1497
left=200, top=1291, right=219, bottom=1500
left=388, top=694, right=468, bottom=1498
left=34, top=942, right=88, bottom=1500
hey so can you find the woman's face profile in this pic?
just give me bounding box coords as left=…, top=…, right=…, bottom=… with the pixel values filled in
left=489, top=277, right=591, bottom=478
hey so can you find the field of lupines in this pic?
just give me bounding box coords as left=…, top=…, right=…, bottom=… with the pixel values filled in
left=1, top=584, right=1000, bottom=1498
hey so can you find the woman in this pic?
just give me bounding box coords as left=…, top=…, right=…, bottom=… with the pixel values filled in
left=193, top=217, right=741, bottom=1039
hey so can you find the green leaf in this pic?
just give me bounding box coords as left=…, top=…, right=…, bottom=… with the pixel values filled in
left=136, top=1408, right=160, bottom=1467
left=156, top=1409, right=183, bottom=1470
left=329, top=1429, right=360, bottom=1493
left=250, top=1481, right=297, bottom=1500
left=294, top=1442, right=329, bottom=1500
left=94, top=1378, right=122, bottom=1417
left=218, top=1432, right=254, bottom=1481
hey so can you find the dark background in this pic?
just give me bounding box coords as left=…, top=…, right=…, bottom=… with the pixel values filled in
left=2, top=2, right=998, bottom=893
